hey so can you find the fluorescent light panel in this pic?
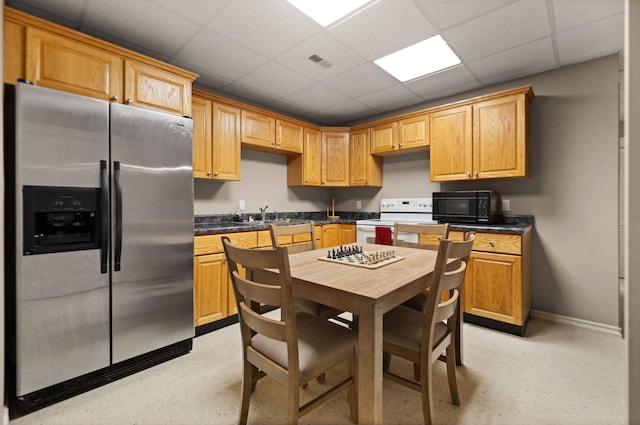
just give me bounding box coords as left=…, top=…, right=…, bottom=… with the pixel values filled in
left=374, top=35, right=461, bottom=82
left=287, top=0, right=371, bottom=27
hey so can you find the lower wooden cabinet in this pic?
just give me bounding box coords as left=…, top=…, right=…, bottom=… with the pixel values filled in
left=452, top=228, right=531, bottom=335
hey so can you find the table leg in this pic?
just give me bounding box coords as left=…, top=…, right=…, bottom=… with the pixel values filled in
left=357, top=307, right=383, bottom=424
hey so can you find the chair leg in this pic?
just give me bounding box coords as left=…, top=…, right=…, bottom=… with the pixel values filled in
left=420, top=353, right=434, bottom=425
left=239, top=359, right=253, bottom=425
left=383, top=352, right=391, bottom=372
left=288, top=378, right=300, bottom=425
left=446, top=342, right=460, bottom=405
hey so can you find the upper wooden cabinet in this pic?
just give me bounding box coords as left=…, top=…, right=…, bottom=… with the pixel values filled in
left=321, top=128, right=350, bottom=187
left=124, top=60, right=192, bottom=116
left=287, top=126, right=321, bottom=186
left=430, top=86, right=533, bottom=181
left=398, top=114, right=430, bottom=151
left=370, top=121, right=398, bottom=154
left=5, top=7, right=197, bottom=116
left=350, top=128, right=382, bottom=187
left=276, top=119, right=304, bottom=153
left=430, top=105, right=473, bottom=181
left=192, top=91, right=241, bottom=180
left=241, top=112, right=304, bottom=155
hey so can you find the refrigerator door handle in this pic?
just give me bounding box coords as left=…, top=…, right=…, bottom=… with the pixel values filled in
left=114, top=160, right=123, bottom=272
left=100, top=160, right=109, bottom=273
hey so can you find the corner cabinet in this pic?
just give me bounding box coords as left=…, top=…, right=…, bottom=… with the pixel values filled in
left=430, top=86, right=533, bottom=182
left=321, top=128, right=350, bottom=187
left=5, top=8, right=197, bottom=116
left=192, top=91, right=241, bottom=180
left=452, top=228, right=532, bottom=336
left=350, top=128, right=382, bottom=187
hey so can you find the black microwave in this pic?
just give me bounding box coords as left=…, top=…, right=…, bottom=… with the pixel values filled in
left=433, top=190, right=500, bottom=224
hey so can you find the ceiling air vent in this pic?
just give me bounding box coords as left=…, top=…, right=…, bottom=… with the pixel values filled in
left=308, top=54, right=333, bottom=69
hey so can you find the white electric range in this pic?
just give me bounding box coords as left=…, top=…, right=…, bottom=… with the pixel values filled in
left=355, top=197, right=437, bottom=244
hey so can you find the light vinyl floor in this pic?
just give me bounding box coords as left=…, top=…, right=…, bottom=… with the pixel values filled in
left=10, top=317, right=625, bottom=425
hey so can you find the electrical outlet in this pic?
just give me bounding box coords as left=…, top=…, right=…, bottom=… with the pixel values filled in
left=238, top=200, right=245, bottom=211
left=356, top=200, right=362, bottom=209
left=501, top=199, right=511, bottom=212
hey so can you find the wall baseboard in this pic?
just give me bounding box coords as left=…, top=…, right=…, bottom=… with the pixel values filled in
left=531, top=309, right=623, bottom=338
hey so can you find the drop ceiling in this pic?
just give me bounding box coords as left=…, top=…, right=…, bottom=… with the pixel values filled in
left=5, top=0, right=624, bottom=125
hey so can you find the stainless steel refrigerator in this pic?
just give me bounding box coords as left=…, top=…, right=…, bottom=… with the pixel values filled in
left=5, top=82, right=194, bottom=413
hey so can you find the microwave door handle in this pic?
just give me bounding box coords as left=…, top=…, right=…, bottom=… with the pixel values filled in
left=114, top=161, right=122, bottom=272
left=100, top=160, right=109, bottom=274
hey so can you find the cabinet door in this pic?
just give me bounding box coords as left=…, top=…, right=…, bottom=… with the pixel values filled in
left=25, top=27, right=123, bottom=101
left=473, top=93, right=528, bottom=179
left=212, top=102, right=241, bottom=180
left=350, top=128, right=383, bottom=187
left=398, top=114, right=429, bottom=150
left=322, top=130, right=349, bottom=187
left=323, top=224, right=340, bottom=248
left=370, top=122, right=397, bottom=154
left=192, top=95, right=212, bottom=179
left=4, top=20, right=25, bottom=84
left=194, top=253, right=228, bottom=326
left=242, top=110, right=276, bottom=149
left=339, top=224, right=356, bottom=244
left=277, top=119, right=303, bottom=153
left=124, top=60, right=191, bottom=116
left=464, top=252, right=522, bottom=325
left=430, top=105, right=473, bottom=181
left=303, top=127, right=322, bottom=186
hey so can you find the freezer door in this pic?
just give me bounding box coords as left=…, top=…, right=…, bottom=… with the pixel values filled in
left=12, top=83, right=111, bottom=395
left=110, top=103, right=194, bottom=363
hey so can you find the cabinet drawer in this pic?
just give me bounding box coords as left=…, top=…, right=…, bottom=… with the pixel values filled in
left=473, top=232, right=521, bottom=255
left=257, top=230, right=272, bottom=248
left=194, top=231, right=257, bottom=255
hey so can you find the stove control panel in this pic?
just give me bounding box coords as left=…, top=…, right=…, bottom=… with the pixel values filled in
left=380, top=198, right=433, bottom=213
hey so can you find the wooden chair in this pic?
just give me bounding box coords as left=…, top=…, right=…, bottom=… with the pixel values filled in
left=268, top=223, right=354, bottom=329
left=382, top=233, right=475, bottom=425
left=393, top=222, right=449, bottom=312
left=222, top=236, right=357, bottom=425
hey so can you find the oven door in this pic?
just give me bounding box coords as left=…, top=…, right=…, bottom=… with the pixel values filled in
left=356, top=224, right=419, bottom=245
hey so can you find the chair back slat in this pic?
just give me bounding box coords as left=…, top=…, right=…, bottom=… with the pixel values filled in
left=232, top=271, right=283, bottom=306
left=434, top=289, right=459, bottom=323
left=269, top=222, right=316, bottom=254
left=238, top=302, right=287, bottom=341
left=394, top=222, right=449, bottom=251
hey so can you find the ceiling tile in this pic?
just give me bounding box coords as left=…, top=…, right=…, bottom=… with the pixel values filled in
left=275, top=33, right=367, bottom=81
left=405, top=65, right=481, bottom=101
left=80, top=26, right=170, bottom=62
left=556, top=13, right=624, bottom=65
left=329, top=0, right=438, bottom=60
left=443, top=0, right=550, bottom=62
left=149, top=0, right=231, bottom=26
left=206, top=0, right=321, bottom=58
left=221, top=83, right=282, bottom=106
left=467, top=37, right=557, bottom=85
left=322, top=63, right=398, bottom=98
left=416, top=0, right=518, bottom=30
left=236, top=62, right=314, bottom=98
left=83, top=0, right=199, bottom=57
left=312, top=99, right=379, bottom=124
left=553, top=0, right=624, bottom=32
left=283, top=83, right=350, bottom=111
left=357, top=84, right=424, bottom=111
left=173, top=29, right=268, bottom=81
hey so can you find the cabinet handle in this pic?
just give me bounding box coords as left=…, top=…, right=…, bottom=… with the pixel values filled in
left=213, top=171, right=219, bottom=177
left=271, top=142, right=276, bottom=146
left=207, top=171, right=212, bottom=176
left=126, top=98, right=133, bottom=104
left=399, top=143, right=402, bottom=148
left=489, top=241, right=495, bottom=247
left=474, top=171, right=479, bottom=177
left=467, top=172, right=471, bottom=177
left=111, top=95, right=119, bottom=102
left=392, top=144, right=395, bottom=149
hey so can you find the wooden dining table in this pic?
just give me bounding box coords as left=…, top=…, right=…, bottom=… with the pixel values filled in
left=281, top=242, right=441, bottom=425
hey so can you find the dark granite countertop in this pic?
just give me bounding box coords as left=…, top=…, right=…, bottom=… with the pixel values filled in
left=194, top=213, right=534, bottom=236
left=447, top=215, right=534, bottom=234
left=194, top=211, right=377, bottom=236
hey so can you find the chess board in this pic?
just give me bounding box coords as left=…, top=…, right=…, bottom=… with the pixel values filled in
left=318, top=250, right=405, bottom=269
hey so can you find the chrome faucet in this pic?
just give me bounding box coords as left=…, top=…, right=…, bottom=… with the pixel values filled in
left=258, top=205, right=269, bottom=223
